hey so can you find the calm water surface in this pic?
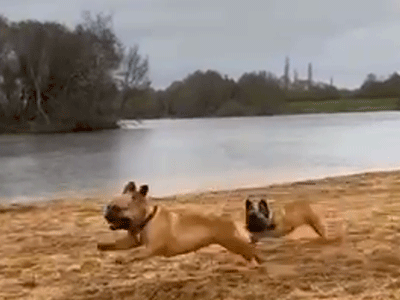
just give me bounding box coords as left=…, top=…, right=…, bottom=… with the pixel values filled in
left=1, top=111, right=400, bottom=203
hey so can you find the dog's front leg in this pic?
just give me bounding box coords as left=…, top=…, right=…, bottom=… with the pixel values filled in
left=98, top=232, right=141, bottom=251
left=129, top=248, right=153, bottom=263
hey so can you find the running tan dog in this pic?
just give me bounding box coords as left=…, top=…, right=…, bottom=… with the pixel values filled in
left=246, top=198, right=326, bottom=242
left=97, top=181, right=263, bottom=264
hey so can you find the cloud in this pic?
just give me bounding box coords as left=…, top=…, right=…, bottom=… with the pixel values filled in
left=2, top=0, right=400, bottom=88
left=135, top=0, right=399, bottom=68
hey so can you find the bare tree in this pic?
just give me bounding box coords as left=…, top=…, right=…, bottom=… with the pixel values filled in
left=0, top=46, right=21, bottom=119
left=116, top=44, right=150, bottom=115
left=0, top=21, right=53, bottom=124
left=29, top=47, right=51, bottom=124
left=0, top=11, right=148, bottom=130
left=74, top=11, right=124, bottom=119
left=78, top=11, right=123, bottom=71
left=0, top=15, right=8, bottom=51
left=12, top=22, right=52, bottom=124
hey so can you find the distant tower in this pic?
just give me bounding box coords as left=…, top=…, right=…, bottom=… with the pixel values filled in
left=330, top=77, right=334, bottom=86
left=307, top=63, right=312, bottom=89
left=294, top=69, right=298, bottom=83
left=284, top=56, right=290, bottom=90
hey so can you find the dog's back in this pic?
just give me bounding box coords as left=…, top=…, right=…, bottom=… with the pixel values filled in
left=143, top=206, right=259, bottom=261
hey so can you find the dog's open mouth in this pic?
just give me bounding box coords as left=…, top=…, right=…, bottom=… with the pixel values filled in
left=247, top=213, right=276, bottom=233
left=105, top=215, right=132, bottom=231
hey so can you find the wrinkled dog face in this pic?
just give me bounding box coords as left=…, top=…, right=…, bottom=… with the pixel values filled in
left=104, top=199, right=132, bottom=231
left=103, top=181, right=149, bottom=231
left=245, top=199, right=275, bottom=233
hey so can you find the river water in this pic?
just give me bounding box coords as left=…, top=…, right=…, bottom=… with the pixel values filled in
left=1, top=111, right=400, bottom=203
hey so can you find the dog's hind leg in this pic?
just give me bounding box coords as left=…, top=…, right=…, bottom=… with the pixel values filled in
left=306, top=212, right=325, bottom=238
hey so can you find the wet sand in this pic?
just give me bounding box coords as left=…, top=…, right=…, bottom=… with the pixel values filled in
left=2, top=170, right=400, bottom=300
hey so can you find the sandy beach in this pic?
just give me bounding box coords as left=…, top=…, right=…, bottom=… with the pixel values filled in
left=2, top=170, right=400, bottom=300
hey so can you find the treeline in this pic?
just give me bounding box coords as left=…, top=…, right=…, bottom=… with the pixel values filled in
left=355, top=73, right=400, bottom=99
left=1, top=11, right=400, bottom=131
left=124, top=70, right=286, bottom=119
left=0, top=10, right=346, bottom=127
left=0, top=12, right=149, bottom=133
left=124, top=70, right=400, bottom=119
left=122, top=70, right=344, bottom=119
left=285, top=86, right=341, bottom=102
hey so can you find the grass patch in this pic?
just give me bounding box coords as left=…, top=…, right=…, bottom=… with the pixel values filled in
left=286, top=98, right=399, bottom=114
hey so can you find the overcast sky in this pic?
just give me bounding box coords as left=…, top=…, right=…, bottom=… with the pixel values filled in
left=2, top=0, right=400, bottom=90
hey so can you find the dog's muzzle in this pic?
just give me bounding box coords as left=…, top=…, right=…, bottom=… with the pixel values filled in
left=103, top=204, right=132, bottom=231
left=247, top=211, right=276, bottom=233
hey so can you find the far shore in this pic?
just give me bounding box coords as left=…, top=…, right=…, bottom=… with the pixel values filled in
left=1, top=100, right=399, bottom=135
left=0, top=120, right=120, bottom=135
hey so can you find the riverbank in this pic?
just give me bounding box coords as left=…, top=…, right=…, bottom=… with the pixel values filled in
left=2, top=170, right=400, bottom=299
left=286, top=97, right=399, bottom=114
left=1, top=98, right=399, bottom=135
left=123, top=97, right=400, bottom=121
left=0, top=119, right=120, bottom=135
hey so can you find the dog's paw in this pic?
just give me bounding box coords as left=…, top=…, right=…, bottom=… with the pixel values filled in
left=97, top=243, right=106, bottom=251
left=97, top=242, right=114, bottom=251
left=251, top=263, right=267, bottom=274
left=250, top=236, right=258, bottom=244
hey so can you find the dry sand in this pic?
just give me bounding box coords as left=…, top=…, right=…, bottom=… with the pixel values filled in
left=2, top=170, right=400, bottom=300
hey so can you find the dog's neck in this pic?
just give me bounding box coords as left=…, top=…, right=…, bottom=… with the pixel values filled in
left=133, top=205, right=158, bottom=233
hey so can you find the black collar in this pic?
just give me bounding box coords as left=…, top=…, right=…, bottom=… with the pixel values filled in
left=136, top=205, right=158, bottom=232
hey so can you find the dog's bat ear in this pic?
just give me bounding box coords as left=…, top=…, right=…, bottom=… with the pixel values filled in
left=258, top=199, right=270, bottom=216
left=259, top=199, right=268, bottom=208
left=139, top=185, right=149, bottom=196
left=122, top=181, right=136, bottom=194
left=245, top=199, right=253, bottom=211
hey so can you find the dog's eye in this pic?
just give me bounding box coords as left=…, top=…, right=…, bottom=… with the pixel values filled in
left=113, top=205, right=129, bottom=211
